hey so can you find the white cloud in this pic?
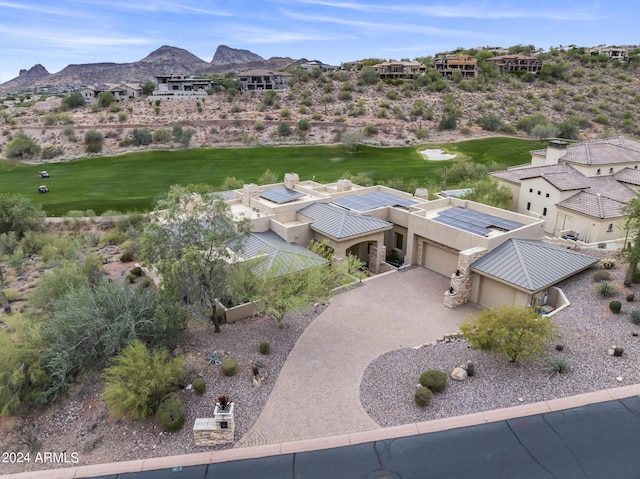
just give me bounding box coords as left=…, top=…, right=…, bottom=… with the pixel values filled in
left=1, top=26, right=154, bottom=48
left=67, top=0, right=233, bottom=16
left=0, top=0, right=93, bottom=18
left=225, top=25, right=358, bottom=44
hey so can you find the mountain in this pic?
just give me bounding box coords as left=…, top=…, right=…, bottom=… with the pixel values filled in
left=0, top=45, right=306, bottom=94
left=211, top=45, right=264, bottom=65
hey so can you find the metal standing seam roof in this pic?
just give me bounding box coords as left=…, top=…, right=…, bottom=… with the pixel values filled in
left=332, top=191, right=418, bottom=212
left=259, top=187, right=306, bottom=204
left=298, top=202, right=392, bottom=239
left=471, top=239, right=598, bottom=292
left=228, top=230, right=327, bottom=276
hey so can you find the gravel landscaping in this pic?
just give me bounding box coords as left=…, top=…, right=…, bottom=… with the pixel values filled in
left=360, top=250, right=640, bottom=427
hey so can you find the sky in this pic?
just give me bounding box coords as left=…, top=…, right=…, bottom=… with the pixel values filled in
left=1, top=0, right=639, bottom=83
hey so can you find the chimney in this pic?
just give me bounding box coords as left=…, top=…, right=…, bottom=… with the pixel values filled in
left=545, top=140, right=568, bottom=165
left=414, top=188, right=429, bottom=200
left=337, top=179, right=353, bottom=192
left=241, top=183, right=260, bottom=206
left=284, top=173, right=299, bottom=189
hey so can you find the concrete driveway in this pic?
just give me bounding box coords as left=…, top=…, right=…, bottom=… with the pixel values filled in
left=239, top=267, right=479, bottom=447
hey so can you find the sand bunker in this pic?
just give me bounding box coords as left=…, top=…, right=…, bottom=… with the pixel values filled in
left=420, top=149, right=457, bottom=161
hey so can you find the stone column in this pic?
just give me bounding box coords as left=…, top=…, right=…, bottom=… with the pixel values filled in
left=284, top=173, right=299, bottom=189
left=193, top=402, right=235, bottom=446
left=241, top=184, right=260, bottom=206
left=368, top=244, right=386, bottom=274
left=415, top=240, right=424, bottom=266
left=444, top=246, right=487, bottom=308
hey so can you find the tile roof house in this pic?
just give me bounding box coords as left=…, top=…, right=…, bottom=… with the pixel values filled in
left=485, top=54, right=542, bottom=74
left=491, top=137, right=640, bottom=243
left=433, top=53, right=478, bottom=78
left=371, top=61, right=426, bottom=79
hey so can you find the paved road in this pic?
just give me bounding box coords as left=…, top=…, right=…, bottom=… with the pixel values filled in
left=86, top=396, right=640, bottom=479
left=239, top=268, right=478, bottom=446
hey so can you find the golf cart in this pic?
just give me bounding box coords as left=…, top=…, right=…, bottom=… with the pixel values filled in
left=38, top=185, right=49, bottom=193
left=39, top=171, right=49, bottom=178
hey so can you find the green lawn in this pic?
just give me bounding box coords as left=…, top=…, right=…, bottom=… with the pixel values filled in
left=0, top=137, right=541, bottom=216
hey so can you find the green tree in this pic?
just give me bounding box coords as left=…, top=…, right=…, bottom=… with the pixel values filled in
left=258, top=169, right=279, bottom=185
left=97, top=91, right=115, bottom=108
left=5, top=131, right=40, bottom=159
left=141, top=185, right=251, bottom=333
left=297, top=118, right=311, bottom=133
left=131, top=127, right=152, bottom=146
left=340, top=130, right=364, bottom=152
left=102, top=339, right=184, bottom=419
left=359, top=66, right=379, bottom=85
left=141, top=81, right=156, bottom=95
left=172, top=124, right=194, bottom=148
left=461, top=178, right=513, bottom=210
left=60, top=92, right=85, bottom=110
left=531, top=123, right=560, bottom=142
left=460, top=306, right=559, bottom=363
left=84, top=129, right=104, bottom=153
left=221, top=176, right=244, bottom=190
left=0, top=194, right=45, bottom=238
left=619, top=198, right=640, bottom=284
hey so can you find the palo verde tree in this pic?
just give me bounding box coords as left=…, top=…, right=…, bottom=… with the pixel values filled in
left=619, top=197, right=640, bottom=284
left=460, top=305, right=559, bottom=363
left=141, top=185, right=251, bottom=333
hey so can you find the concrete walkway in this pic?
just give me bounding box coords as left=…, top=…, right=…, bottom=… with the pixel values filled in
left=238, top=267, right=479, bottom=447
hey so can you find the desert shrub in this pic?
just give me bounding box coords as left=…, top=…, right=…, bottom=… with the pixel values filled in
left=41, top=145, right=63, bottom=160
left=477, top=114, right=502, bottom=131
left=601, top=258, right=616, bottom=269
left=414, top=386, right=432, bottom=408
left=297, top=118, right=311, bottom=132
left=102, top=229, right=128, bottom=245
left=627, top=293, right=635, bottom=302
left=609, top=301, right=622, bottom=314
left=153, top=128, right=171, bottom=143
left=192, top=378, right=206, bottom=395
left=84, top=129, right=104, bottom=153
left=130, top=266, right=143, bottom=277
left=277, top=122, right=292, bottom=137
left=0, top=193, right=45, bottom=238
left=60, top=92, right=85, bottom=110
left=259, top=341, right=270, bottom=355
left=630, top=310, right=640, bottom=325
left=253, top=121, right=265, bottom=131
left=592, top=270, right=611, bottom=282
left=363, top=123, right=379, bottom=136
left=419, top=369, right=448, bottom=393
left=155, top=392, right=186, bottom=432
left=120, top=250, right=134, bottom=262
left=438, top=113, right=458, bottom=130
left=131, top=128, right=152, bottom=146
left=542, top=356, right=569, bottom=376
left=595, top=280, right=615, bottom=298
left=415, top=128, right=429, bottom=140
left=102, top=340, right=184, bottom=419
left=221, top=358, right=238, bottom=376
left=5, top=131, right=40, bottom=159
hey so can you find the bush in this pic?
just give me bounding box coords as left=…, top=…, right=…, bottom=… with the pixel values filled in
left=297, top=118, right=311, bottom=132
left=102, top=340, right=185, bottom=419
left=130, top=266, right=143, bottom=277
left=221, top=358, right=238, bottom=376
left=592, top=270, right=611, bottom=282
left=419, top=369, right=448, bottom=393
left=631, top=310, right=640, bottom=325
left=192, top=378, right=206, bottom=395
left=363, top=124, right=379, bottom=137
left=627, top=293, right=635, bottom=302
left=153, top=128, right=171, bottom=143
left=595, top=280, right=616, bottom=298
left=414, top=385, right=432, bottom=407
left=84, top=129, right=104, bottom=153
left=610, top=301, right=622, bottom=314
left=601, top=258, right=616, bottom=269
left=259, top=341, right=270, bottom=355
left=120, top=250, right=134, bottom=262
left=155, top=393, right=186, bottom=432
left=5, top=131, right=40, bottom=159
left=60, top=92, right=85, bottom=110
left=131, top=128, right=152, bottom=146
left=543, top=356, right=569, bottom=376
left=277, top=122, right=292, bottom=137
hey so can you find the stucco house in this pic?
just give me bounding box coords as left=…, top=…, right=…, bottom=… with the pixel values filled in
left=222, top=173, right=596, bottom=312
left=491, top=137, right=640, bottom=244
left=152, top=75, right=212, bottom=98
left=433, top=53, right=478, bottom=78
left=81, top=83, right=142, bottom=103
left=485, top=54, right=542, bottom=74
left=237, top=70, right=292, bottom=91
left=371, top=61, right=426, bottom=80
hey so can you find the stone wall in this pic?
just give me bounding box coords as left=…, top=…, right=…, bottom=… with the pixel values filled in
left=368, top=244, right=386, bottom=274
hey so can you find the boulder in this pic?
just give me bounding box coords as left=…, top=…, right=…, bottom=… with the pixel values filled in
left=451, top=367, right=468, bottom=381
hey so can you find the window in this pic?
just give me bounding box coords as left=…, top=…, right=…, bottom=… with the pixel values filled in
left=545, top=193, right=550, bottom=198
left=526, top=202, right=531, bottom=211
left=543, top=207, right=547, bottom=216
left=596, top=169, right=601, bottom=175
left=395, top=232, right=404, bottom=250
left=609, top=168, right=614, bottom=174
left=537, top=190, right=541, bottom=195
left=607, top=223, right=613, bottom=232
left=529, top=188, right=533, bottom=193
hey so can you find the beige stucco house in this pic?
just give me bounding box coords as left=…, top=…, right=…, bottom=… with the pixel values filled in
left=221, top=173, right=596, bottom=312
left=491, top=137, right=640, bottom=244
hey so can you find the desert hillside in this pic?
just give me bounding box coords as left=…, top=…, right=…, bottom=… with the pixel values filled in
left=1, top=50, right=639, bottom=161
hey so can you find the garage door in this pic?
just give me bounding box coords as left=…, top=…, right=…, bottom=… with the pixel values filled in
left=477, top=277, right=516, bottom=309
left=423, top=243, right=458, bottom=276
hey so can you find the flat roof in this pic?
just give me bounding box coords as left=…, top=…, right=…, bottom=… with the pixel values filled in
left=332, top=191, right=418, bottom=212
left=260, top=187, right=306, bottom=204
left=432, top=206, right=523, bottom=237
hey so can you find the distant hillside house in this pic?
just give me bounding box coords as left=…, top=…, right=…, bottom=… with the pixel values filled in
left=371, top=61, right=426, bottom=79
left=237, top=70, right=293, bottom=91
left=490, top=137, right=640, bottom=243
left=151, top=75, right=212, bottom=98
left=587, top=44, right=635, bottom=62
left=300, top=60, right=338, bottom=72
left=485, top=54, right=542, bottom=74
left=81, top=83, right=142, bottom=103
left=433, top=53, right=478, bottom=78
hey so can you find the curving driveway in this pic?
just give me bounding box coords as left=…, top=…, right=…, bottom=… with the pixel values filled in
left=239, top=267, right=479, bottom=447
